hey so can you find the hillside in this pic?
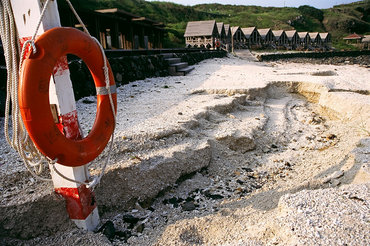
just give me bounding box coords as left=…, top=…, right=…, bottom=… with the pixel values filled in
left=61, top=0, right=370, bottom=49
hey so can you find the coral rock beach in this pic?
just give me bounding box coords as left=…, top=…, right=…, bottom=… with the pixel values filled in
left=1, top=51, right=369, bottom=245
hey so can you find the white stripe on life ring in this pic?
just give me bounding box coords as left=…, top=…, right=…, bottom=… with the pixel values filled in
left=96, top=85, right=117, bottom=95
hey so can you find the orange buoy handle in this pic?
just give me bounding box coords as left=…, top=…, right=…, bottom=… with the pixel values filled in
left=19, top=27, right=117, bottom=167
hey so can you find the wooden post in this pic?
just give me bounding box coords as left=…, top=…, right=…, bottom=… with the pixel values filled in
left=232, top=33, right=234, bottom=53
left=10, top=0, right=100, bottom=231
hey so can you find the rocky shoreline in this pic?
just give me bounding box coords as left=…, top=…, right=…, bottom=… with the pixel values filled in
left=255, top=50, right=370, bottom=67
left=1, top=53, right=369, bottom=245
left=268, top=55, right=370, bottom=67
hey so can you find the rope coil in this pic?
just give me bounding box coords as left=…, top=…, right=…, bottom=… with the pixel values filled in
left=1, top=0, right=52, bottom=181
left=0, top=0, right=116, bottom=189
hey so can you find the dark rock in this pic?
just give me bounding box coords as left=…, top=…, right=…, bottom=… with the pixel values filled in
left=203, top=190, right=224, bottom=200
left=251, top=183, right=262, bottom=189
left=242, top=167, right=253, bottom=172
left=115, top=72, right=123, bottom=83
left=168, top=197, right=178, bottom=204
left=82, top=99, right=95, bottom=104
left=139, top=198, right=154, bottom=209
left=98, top=220, right=115, bottom=241
left=327, top=134, right=337, bottom=140
left=186, top=196, right=194, bottom=202
left=166, top=197, right=183, bottom=208
left=182, top=201, right=196, bottom=211
left=122, top=214, right=140, bottom=225
left=115, top=230, right=131, bottom=242
left=136, top=223, right=145, bottom=233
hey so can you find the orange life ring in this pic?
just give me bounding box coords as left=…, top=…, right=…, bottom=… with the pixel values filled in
left=19, top=27, right=117, bottom=167
left=215, top=40, right=221, bottom=48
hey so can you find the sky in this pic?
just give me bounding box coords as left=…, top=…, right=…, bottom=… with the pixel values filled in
left=146, top=0, right=362, bottom=9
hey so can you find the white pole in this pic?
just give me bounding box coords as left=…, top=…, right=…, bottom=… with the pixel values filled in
left=10, top=0, right=100, bottom=231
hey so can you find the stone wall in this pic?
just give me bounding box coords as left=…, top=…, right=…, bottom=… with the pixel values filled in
left=257, top=50, right=370, bottom=63
left=174, top=51, right=226, bottom=65
left=265, top=55, right=370, bottom=66
left=0, top=50, right=226, bottom=117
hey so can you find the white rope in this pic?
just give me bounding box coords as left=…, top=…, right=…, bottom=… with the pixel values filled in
left=0, top=0, right=53, bottom=181
left=65, top=0, right=90, bottom=35
left=88, top=36, right=116, bottom=189
left=1, top=0, right=116, bottom=188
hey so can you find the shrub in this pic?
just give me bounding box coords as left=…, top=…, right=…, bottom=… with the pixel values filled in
left=298, top=5, right=324, bottom=22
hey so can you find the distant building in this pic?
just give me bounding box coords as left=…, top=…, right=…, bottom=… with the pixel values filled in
left=217, top=22, right=226, bottom=47
left=231, top=26, right=245, bottom=49
left=184, top=20, right=219, bottom=49
left=59, top=7, right=165, bottom=50
left=362, top=35, right=370, bottom=50
left=242, top=27, right=261, bottom=48
left=224, top=24, right=232, bottom=48
left=319, top=33, right=331, bottom=49
left=285, top=30, right=300, bottom=49
left=258, top=28, right=275, bottom=48
left=309, top=32, right=322, bottom=47
left=298, top=32, right=311, bottom=49
left=343, top=33, right=364, bottom=44
left=272, top=30, right=288, bottom=47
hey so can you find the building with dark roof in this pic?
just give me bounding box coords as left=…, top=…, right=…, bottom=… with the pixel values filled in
left=272, top=30, right=288, bottom=47
left=231, top=26, right=246, bottom=49
left=217, top=23, right=226, bottom=42
left=298, top=32, right=311, bottom=48
left=319, top=33, right=331, bottom=49
left=217, top=22, right=229, bottom=50
left=242, top=27, right=261, bottom=48
left=184, top=20, right=219, bottom=49
left=59, top=7, right=165, bottom=50
left=285, top=30, right=300, bottom=49
left=309, top=32, right=322, bottom=47
left=223, top=24, right=232, bottom=51
left=258, top=28, right=275, bottom=47
left=343, top=33, right=364, bottom=43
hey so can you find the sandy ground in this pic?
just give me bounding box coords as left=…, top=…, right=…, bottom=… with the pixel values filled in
left=0, top=50, right=369, bottom=245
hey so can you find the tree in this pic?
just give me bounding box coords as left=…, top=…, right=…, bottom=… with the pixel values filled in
left=298, top=5, right=324, bottom=22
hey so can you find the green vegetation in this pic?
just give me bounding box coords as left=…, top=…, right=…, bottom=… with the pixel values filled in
left=298, top=5, right=324, bottom=22
left=64, top=0, right=370, bottom=50
left=193, top=4, right=300, bottom=29
left=333, top=39, right=361, bottom=50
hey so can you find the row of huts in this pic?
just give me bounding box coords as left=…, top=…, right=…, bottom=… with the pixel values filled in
left=184, top=20, right=331, bottom=51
